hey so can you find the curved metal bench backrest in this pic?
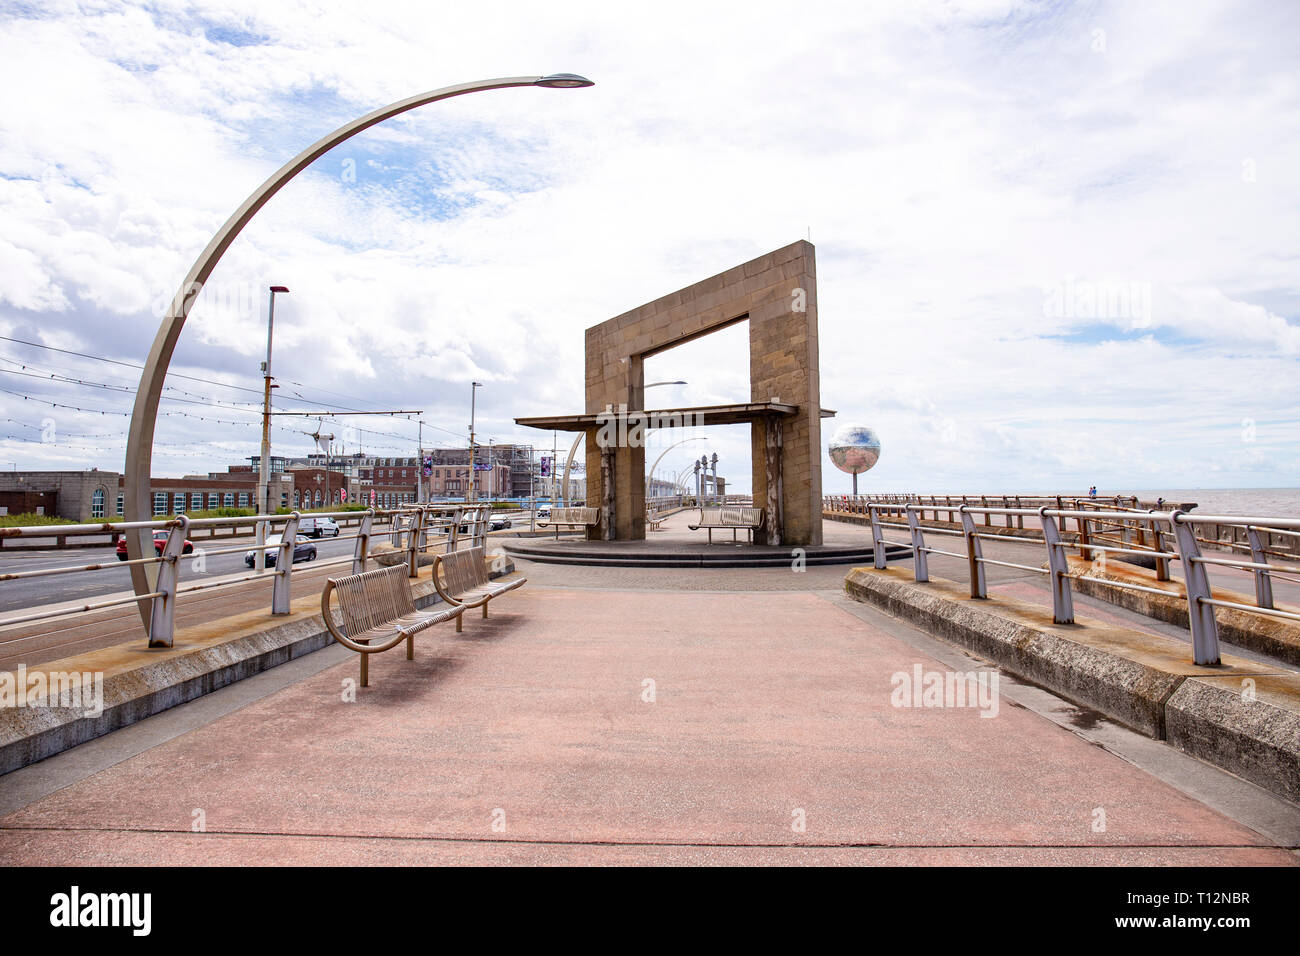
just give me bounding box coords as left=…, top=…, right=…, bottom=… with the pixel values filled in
left=331, top=564, right=416, bottom=638
left=698, top=507, right=723, bottom=523
left=440, top=545, right=487, bottom=596
left=551, top=507, right=599, bottom=524
left=725, top=507, right=763, bottom=525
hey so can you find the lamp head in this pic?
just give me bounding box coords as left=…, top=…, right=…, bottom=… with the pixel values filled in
left=535, top=73, right=594, bottom=89
left=270, top=285, right=289, bottom=294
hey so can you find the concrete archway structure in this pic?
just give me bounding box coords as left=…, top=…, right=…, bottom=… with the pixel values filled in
left=518, top=240, right=830, bottom=546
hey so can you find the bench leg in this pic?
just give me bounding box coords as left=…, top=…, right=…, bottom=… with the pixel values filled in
left=407, top=634, right=414, bottom=660
left=482, top=599, right=489, bottom=618
left=360, top=653, right=369, bottom=688
left=455, top=612, right=463, bottom=633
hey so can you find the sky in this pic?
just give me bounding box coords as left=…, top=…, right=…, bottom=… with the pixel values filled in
left=0, top=0, right=1296, bottom=496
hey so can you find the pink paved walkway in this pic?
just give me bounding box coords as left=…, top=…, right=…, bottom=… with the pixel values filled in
left=0, top=585, right=1294, bottom=865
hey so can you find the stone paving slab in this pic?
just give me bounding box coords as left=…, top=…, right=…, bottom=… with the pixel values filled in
left=2, top=585, right=1293, bottom=865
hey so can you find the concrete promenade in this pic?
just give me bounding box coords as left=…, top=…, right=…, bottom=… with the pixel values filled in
left=1, top=513, right=1296, bottom=865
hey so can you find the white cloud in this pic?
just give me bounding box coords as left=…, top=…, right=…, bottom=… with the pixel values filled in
left=0, top=0, right=1296, bottom=493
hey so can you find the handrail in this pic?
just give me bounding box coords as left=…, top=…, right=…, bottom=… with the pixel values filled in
left=0, top=503, right=496, bottom=646
left=864, top=501, right=1300, bottom=667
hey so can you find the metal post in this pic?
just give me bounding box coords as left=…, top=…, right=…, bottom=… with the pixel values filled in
left=352, top=509, right=373, bottom=574
left=1149, top=510, right=1171, bottom=581
left=407, top=506, right=425, bottom=578
left=147, top=516, right=190, bottom=648
left=1168, top=511, right=1220, bottom=665
left=1039, top=509, right=1074, bottom=624
left=959, top=506, right=986, bottom=599
left=870, top=505, right=887, bottom=569
left=1246, top=526, right=1274, bottom=610
left=271, top=512, right=300, bottom=615
left=468, top=381, right=481, bottom=503
left=905, top=506, right=928, bottom=582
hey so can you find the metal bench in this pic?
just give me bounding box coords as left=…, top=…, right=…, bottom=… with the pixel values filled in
left=536, top=506, right=600, bottom=540
left=321, top=563, right=465, bottom=687
left=433, top=545, right=526, bottom=617
left=688, top=506, right=764, bottom=543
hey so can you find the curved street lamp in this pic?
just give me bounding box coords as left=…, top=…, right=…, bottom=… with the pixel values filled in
left=125, top=74, right=594, bottom=640
left=646, top=436, right=706, bottom=499
left=559, top=379, right=686, bottom=506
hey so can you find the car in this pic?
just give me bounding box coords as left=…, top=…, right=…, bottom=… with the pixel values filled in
left=244, top=533, right=318, bottom=568
left=299, top=516, right=340, bottom=538
left=488, top=513, right=513, bottom=531
left=116, top=530, right=195, bottom=561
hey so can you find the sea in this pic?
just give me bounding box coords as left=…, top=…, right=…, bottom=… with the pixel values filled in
left=1129, top=488, right=1300, bottom=518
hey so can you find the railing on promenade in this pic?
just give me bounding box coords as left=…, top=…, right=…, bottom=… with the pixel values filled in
left=862, top=502, right=1300, bottom=667
left=825, top=493, right=1300, bottom=562
left=0, top=503, right=492, bottom=648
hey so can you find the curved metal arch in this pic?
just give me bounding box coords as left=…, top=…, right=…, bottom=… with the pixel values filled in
left=126, top=75, right=587, bottom=635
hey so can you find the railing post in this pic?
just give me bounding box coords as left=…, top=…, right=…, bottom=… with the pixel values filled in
left=407, top=507, right=425, bottom=578
left=271, top=512, right=299, bottom=615
left=1077, top=512, right=1091, bottom=560
left=1147, top=510, right=1171, bottom=581
left=448, top=508, right=462, bottom=553
left=869, top=505, right=887, bottom=570
left=1014, top=496, right=1023, bottom=529
left=147, top=516, right=190, bottom=648
left=1168, top=511, right=1220, bottom=665
left=959, top=506, right=986, bottom=599
left=352, top=509, right=373, bottom=574
left=1246, top=525, right=1274, bottom=610
left=1039, top=509, right=1074, bottom=624
left=905, top=506, right=929, bottom=582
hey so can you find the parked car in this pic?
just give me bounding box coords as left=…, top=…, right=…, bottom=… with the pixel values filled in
left=244, top=533, right=317, bottom=568
left=489, top=513, right=512, bottom=531
left=116, top=530, right=194, bottom=561
left=299, top=516, right=340, bottom=538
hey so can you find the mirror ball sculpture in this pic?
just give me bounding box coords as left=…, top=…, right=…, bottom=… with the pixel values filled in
left=828, top=425, right=881, bottom=494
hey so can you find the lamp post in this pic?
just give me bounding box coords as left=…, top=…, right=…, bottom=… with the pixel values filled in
left=467, top=381, right=482, bottom=502
left=254, top=285, right=288, bottom=575
left=123, top=73, right=594, bottom=639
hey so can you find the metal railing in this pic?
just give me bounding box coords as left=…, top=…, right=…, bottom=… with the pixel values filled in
left=0, top=503, right=493, bottom=648
left=866, top=503, right=1300, bottom=666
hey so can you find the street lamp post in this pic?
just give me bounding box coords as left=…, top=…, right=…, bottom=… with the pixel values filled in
left=123, top=73, right=593, bottom=640
left=255, top=285, right=288, bottom=575
left=467, top=381, right=482, bottom=502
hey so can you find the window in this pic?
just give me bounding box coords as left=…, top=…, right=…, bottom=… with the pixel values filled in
left=238, top=492, right=249, bottom=508
left=191, top=493, right=203, bottom=511
left=173, top=493, right=185, bottom=513
left=293, top=490, right=300, bottom=506
left=91, top=488, right=105, bottom=518
left=223, top=493, right=234, bottom=508
left=153, top=493, right=167, bottom=516
left=208, top=493, right=219, bottom=509
left=116, top=492, right=124, bottom=516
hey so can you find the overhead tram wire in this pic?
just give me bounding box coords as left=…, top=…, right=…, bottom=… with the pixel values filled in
left=0, top=334, right=266, bottom=398
left=0, top=338, right=460, bottom=455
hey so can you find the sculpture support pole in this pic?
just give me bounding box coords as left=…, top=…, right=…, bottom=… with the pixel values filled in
left=125, top=76, right=556, bottom=636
